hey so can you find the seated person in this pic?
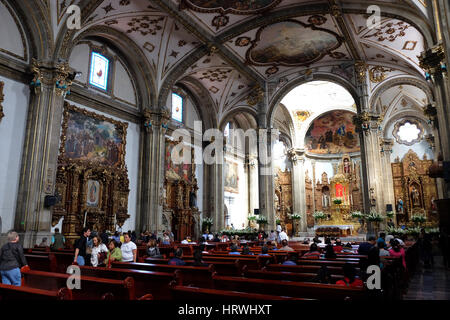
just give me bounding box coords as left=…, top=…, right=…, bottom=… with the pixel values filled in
left=241, top=244, right=253, bottom=255
left=313, top=236, right=322, bottom=244
left=336, top=263, right=364, bottom=287
left=212, top=234, right=220, bottom=242
left=342, top=242, right=354, bottom=253
left=280, top=239, right=294, bottom=251
left=313, top=265, right=333, bottom=284
left=259, top=245, right=271, bottom=256
left=282, top=254, right=298, bottom=266
left=324, top=244, right=337, bottom=259
left=333, top=238, right=343, bottom=253
left=378, top=241, right=390, bottom=257
left=302, top=238, right=310, bottom=245
left=358, top=237, right=376, bottom=255
left=192, top=249, right=208, bottom=267
left=38, top=237, right=49, bottom=247
left=105, top=240, right=122, bottom=267
left=302, top=243, right=321, bottom=259
left=377, top=232, right=386, bottom=248
left=266, top=241, right=278, bottom=251
left=229, top=244, right=241, bottom=255
left=168, top=248, right=186, bottom=266
left=181, top=236, right=196, bottom=244
left=146, top=239, right=162, bottom=258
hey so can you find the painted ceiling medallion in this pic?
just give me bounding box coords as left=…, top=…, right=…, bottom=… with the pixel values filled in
left=180, top=0, right=282, bottom=15
left=246, top=20, right=343, bottom=67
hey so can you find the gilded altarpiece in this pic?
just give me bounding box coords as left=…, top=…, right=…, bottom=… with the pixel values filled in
left=163, top=139, right=199, bottom=241
left=274, top=169, right=293, bottom=234
left=52, top=103, right=130, bottom=244
left=392, top=150, right=438, bottom=225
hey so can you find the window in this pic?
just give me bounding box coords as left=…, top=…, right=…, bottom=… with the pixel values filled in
left=171, top=92, right=183, bottom=122
left=89, top=52, right=110, bottom=91
left=393, top=119, right=424, bottom=146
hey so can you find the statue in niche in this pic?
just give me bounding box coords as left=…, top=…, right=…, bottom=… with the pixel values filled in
left=410, top=186, right=421, bottom=207
left=343, top=157, right=351, bottom=175
left=397, top=198, right=404, bottom=214
left=322, top=193, right=330, bottom=208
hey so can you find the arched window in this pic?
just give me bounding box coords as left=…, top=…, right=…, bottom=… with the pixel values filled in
left=171, top=92, right=183, bottom=122
left=89, top=51, right=111, bottom=91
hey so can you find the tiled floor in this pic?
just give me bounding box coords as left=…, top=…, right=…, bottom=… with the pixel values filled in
left=404, top=256, right=450, bottom=300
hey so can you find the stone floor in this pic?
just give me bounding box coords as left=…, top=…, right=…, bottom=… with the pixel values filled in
left=404, top=255, right=450, bottom=300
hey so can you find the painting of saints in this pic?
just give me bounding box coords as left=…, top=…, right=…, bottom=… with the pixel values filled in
left=87, top=180, right=100, bottom=207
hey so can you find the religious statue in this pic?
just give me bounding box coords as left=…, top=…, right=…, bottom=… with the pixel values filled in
left=322, top=193, right=330, bottom=208
left=397, top=198, right=404, bottom=214
left=411, top=186, right=421, bottom=207
left=343, top=158, right=351, bottom=175
left=189, top=190, right=197, bottom=208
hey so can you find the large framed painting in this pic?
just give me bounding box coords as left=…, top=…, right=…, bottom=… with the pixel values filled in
left=224, top=160, right=239, bottom=193
left=59, top=103, right=128, bottom=167
left=305, top=110, right=360, bottom=155
left=165, top=139, right=195, bottom=183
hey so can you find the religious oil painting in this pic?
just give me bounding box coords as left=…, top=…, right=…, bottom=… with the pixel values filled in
left=61, top=103, right=127, bottom=167
left=181, top=0, right=281, bottom=14
left=246, top=20, right=342, bottom=66
left=86, top=180, right=100, bottom=207
left=305, top=110, right=360, bottom=155
left=165, top=140, right=194, bottom=183
left=224, top=160, right=239, bottom=193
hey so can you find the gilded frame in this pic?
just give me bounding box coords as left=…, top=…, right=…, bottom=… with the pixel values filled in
left=0, top=81, right=4, bottom=122
left=59, top=102, right=128, bottom=168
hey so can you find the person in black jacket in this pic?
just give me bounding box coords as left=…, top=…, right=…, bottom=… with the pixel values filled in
left=0, top=231, right=28, bottom=286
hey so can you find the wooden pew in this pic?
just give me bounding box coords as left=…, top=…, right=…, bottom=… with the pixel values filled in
left=21, top=269, right=140, bottom=300
left=169, top=284, right=313, bottom=301
left=25, top=253, right=58, bottom=273
left=111, top=262, right=213, bottom=288
left=265, top=264, right=358, bottom=276
left=243, top=268, right=344, bottom=283
left=211, top=274, right=367, bottom=301
left=0, top=283, right=73, bottom=300
left=25, top=251, right=74, bottom=273
left=296, top=259, right=359, bottom=267
left=79, top=265, right=172, bottom=299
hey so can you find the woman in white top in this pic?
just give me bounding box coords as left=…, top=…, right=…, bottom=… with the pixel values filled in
left=90, top=236, right=108, bottom=267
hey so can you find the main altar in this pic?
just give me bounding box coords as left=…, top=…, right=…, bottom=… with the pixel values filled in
left=309, top=155, right=364, bottom=236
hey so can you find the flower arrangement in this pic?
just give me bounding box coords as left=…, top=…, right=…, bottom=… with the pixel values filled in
left=220, top=227, right=258, bottom=237
left=351, top=211, right=365, bottom=219
left=366, top=211, right=385, bottom=222
left=275, top=218, right=281, bottom=225
left=256, top=216, right=268, bottom=224
left=386, top=226, right=406, bottom=236
left=290, top=213, right=301, bottom=220
left=406, top=226, right=421, bottom=235
left=312, top=211, right=327, bottom=220
left=386, top=211, right=394, bottom=218
left=411, top=214, right=427, bottom=224
left=333, top=199, right=342, bottom=205
left=201, top=217, right=213, bottom=226
left=247, top=216, right=257, bottom=221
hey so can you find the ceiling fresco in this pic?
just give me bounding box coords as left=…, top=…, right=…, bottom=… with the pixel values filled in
left=245, top=19, right=343, bottom=67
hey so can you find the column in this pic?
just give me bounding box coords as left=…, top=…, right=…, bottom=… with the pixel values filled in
left=288, top=149, right=307, bottom=234
left=15, top=59, right=73, bottom=247
left=245, top=154, right=259, bottom=218
left=381, top=139, right=396, bottom=224
left=139, top=109, right=170, bottom=235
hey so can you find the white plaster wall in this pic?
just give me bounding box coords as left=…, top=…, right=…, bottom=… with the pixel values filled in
left=114, top=61, right=137, bottom=106
left=0, top=77, right=29, bottom=233
left=68, top=43, right=90, bottom=85
left=0, top=1, right=26, bottom=62
left=63, top=100, right=140, bottom=232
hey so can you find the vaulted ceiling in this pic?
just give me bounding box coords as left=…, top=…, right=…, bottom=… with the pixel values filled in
left=48, top=0, right=435, bottom=121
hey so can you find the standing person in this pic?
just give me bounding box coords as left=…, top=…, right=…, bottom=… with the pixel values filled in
left=113, top=231, right=121, bottom=244
left=121, top=233, right=137, bottom=262
left=0, top=231, right=28, bottom=286
left=268, top=230, right=276, bottom=242
left=73, top=228, right=91, bottom=266
left=90, top=236, right=108, bottom=267
left=358, top=237, right=376, bottom=255
left=51, top=228, right=66, bottom=250
left=389, top=239, right=407, bottom=269
left=105, top=240, right=122, bottom=268
left=100, top=230, right=109, bottom=246
left=279, top=228, right=289, bottom=242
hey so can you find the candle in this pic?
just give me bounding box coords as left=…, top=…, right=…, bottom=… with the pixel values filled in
left=83, top=211, right=87, bottom=227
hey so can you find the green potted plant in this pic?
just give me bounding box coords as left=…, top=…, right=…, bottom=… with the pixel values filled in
left=256, top=216, right=268, bottom=231
left=386, top=211, right=394, bottom=219
left=333, top=198, right=342, bottom=205
left=366, top=211, right=384, bottom=238
left=411, top=214, right=426, bottom=226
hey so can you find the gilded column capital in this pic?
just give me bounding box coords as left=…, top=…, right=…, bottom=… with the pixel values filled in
left=143, top=108, right=171, bottom=133
left=380, top=138, right=394, bottom=155
left=419, top=44, right=447, bottom=81
left=353, top=111, right=382, bottom=135
left=354, top=60, right=368, bottom=84
left=54, top=61, right=73, bottom=97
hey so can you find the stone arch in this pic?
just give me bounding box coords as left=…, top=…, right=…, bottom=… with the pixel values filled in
left=66, top=26, right=158, bottom=109
left=369, top=76, right=434, bottom=112
left=219, top=106, right=258, bottom=131
left=4, top=0, right=54, bottom=60
left=268, top=72, right=359, bottom=129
